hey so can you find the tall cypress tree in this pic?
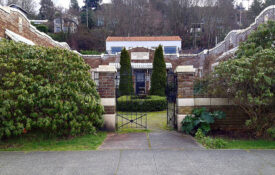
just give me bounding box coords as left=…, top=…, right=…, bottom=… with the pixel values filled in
left=119, top=48, right=134, bottom=96
left=150, top=45, right=167, bottom=96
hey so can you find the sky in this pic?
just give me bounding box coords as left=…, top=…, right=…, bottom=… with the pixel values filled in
left=32, top=0, right=253, bottom=10
left=33, top=0, right=111, bottom=9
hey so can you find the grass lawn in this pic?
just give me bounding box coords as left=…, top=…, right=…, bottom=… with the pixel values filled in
left=197, top=135, right=275, bottom=149
left=223, top=138, right=275, bottom=149
left=0, top=132, right=107, bottom=151
left=117, top=128, right=150, bottom=134
left=117, top=110, right=168, bottom=132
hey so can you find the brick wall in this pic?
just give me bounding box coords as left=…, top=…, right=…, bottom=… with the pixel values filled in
left=175, top=65, right=249, bottom=131
left=92, top=66, right=117, bottom=131
left=0, top=6, right=69, bottom=49
left=84, top=55, right=117, bottom=69
left=208, top=106, right=249, bottom=131
left=98, top=72, right=116, bottom=99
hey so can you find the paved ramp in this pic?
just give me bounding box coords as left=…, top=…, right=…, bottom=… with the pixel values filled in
left=99, top=131, right=203, bottom=150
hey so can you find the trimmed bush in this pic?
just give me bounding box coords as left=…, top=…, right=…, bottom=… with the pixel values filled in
left=150, top=45, right=167, bottom=96
left=0, top=40, right=104, bottom=139
left=117, top=96, right=167, bottom=112
left=80, top=50, right=102, bottom=55
left=36, top=25, right=49, bottom=33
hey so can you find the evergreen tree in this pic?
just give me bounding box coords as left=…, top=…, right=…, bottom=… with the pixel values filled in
left=264, top=0, right=275, bottom=8
left=249, top=0, right=264, bottom=19
left=119, top=48, right=134, bottom=96
left=84, top=0, right=100, bottom=9
left=81, top=0, right=99, bottom=29
left=39, top=0, right=55, bottom=20
left=70, top=0, right=80, bottom=11
left=150, top=45, right=167, bottom=96
left=80, top=9, right=95, bottom=29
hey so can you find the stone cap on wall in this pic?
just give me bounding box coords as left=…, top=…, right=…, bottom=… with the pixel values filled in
left=92, top=65, right=117, bottom=73
left=175, top=65, right=196, bottom=73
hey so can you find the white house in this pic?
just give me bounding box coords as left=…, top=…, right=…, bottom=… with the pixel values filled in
left=106, top=36, right=182, bottom=54
left=54, top=16, right=78, bottom=33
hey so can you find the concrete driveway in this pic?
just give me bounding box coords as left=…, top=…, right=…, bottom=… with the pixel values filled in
left=0, top=149, right=274, bottom=175
left=99, top=131, right=202, bottom=150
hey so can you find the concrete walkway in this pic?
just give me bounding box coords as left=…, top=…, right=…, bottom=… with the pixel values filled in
left=99, top=131, right=202, bottom=150
left=0, top=149, right=274, bottom=175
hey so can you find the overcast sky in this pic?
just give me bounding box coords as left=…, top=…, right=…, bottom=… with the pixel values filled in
left=32, top=0, right=253, bottom=10
left=34, top=0, right=112, bottom=9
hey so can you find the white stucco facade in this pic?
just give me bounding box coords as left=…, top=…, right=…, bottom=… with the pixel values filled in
left=106, top=40, right=182, bottom=54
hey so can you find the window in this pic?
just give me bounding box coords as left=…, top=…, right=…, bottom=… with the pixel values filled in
left=164, top=46, right=177, bottom=54
left=97, top=17, right=104, bottom=26
left=55, top=18, right=61, bottom=24
left=115, top=72, right=120, bottom=89
left=111, top=47, right=123, bottom=54
left=92, top=72, right=99, bottom=90
left=55, top=27, right=61, bottom=33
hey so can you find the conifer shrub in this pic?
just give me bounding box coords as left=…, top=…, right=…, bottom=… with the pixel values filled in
left=119, top=48, right=134, bottom=96
left=0, top=40, right=104, bottom=139
left=150, top=45, right=167, bottom=96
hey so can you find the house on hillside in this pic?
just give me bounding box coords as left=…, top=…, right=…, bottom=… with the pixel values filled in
left=106, top=36, right=182, bottom=54
left=103, top=36, right=182, bottom=94
left=54, top=16, right=79, bottom=33
left=8, top=4, right=27, bottom=16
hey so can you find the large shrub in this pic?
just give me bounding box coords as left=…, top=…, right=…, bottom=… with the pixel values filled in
left=195, top=129, right=227, bottom=149
left=150, top=45, right=167, bottom=96
left=119, top=48, right=134, bottom=96
left=210, top=22, right=275, bottom=137
left=0, top=40, right=104, bottom=139
left=117, top=95, right=167, bottom=112
left=181, top=108, right=225, bottom=135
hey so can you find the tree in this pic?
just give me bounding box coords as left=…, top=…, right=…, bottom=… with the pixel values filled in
left=84, top=0, right=100, bottom=9
left=0, top=0, right=5, bottom=5
left=70, top=0, right=80, bottom=10
left=264, top=0, right=275, bottom=8
left=39, top=0, right=55, bottom=20
left=249, top=0, right=263, bottom=19
left=81, top=0, right=100, bottom=29
left=210, top=21, right=275, bottom=137
left=150, top=45, right=167, bottom=96
left=6, top=0, right=37, bottom=15
left=119, top=48, right=134, bottom=96
left=69, top=0, right=80, bottom=15
left=81, top=9, right=95, bottom=29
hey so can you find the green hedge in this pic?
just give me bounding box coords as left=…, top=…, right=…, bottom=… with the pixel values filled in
left=117, top=96, right=167, bottom=112
left=0, top=40, right=104, bottom=139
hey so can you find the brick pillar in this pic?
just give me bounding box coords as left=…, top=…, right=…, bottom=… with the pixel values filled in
left=175, top=66, right=196, bottom=131
left=93, top=65, right=117, bottom=132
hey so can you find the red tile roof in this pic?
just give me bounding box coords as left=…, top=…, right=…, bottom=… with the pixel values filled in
left=106, top=36, right=181, bottom=41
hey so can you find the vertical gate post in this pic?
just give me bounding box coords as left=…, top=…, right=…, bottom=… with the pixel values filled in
left=175, top=66, right=196, bottom=132
left=93, top=65, right=117, bottom=132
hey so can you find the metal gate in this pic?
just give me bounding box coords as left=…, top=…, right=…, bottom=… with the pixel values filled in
left=166, top=70, right=177, bottom=129
left=115, top=73, right=148, bottom=131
